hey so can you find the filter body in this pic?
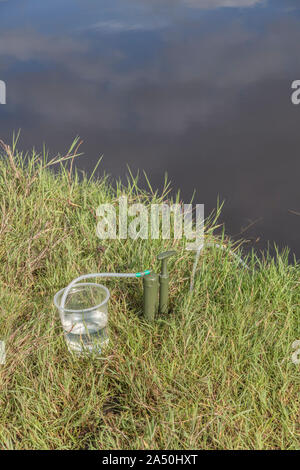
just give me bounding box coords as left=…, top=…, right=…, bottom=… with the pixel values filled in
left=143, top=272, right=159, bottom=321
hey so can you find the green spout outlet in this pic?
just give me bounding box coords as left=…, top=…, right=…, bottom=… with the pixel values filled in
left=143, top=272, right=159, bottom=321
left=157, top=250, right=176, bottom=314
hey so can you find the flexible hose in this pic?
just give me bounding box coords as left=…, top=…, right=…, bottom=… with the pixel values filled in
left=60, top=242, right=248, bottom=308
left=60, top=270, right=150, bottom=310
left=189, top=242, right=249, bottom=292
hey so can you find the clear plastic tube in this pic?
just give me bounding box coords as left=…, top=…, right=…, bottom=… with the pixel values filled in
left=60, top=243, right=248, bottom=308
left=189, top=242, right=249, bottom=292
left=60, top=270, right=150, bottom=310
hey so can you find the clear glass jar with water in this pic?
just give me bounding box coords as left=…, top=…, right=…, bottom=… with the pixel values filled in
left=54, top=283, right=110, bottom=356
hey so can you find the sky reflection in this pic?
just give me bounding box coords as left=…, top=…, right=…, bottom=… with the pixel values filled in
left=1, top=0, right=300, bottom=255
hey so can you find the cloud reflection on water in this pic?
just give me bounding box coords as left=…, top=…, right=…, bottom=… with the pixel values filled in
left=0, top=0, right=300, bottom=255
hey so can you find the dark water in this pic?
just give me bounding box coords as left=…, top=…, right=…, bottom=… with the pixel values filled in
left=1, top=0, right=300, bottom=257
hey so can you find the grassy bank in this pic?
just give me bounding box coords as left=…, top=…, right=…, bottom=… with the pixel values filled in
left=0, top=138, right=299, bottom=450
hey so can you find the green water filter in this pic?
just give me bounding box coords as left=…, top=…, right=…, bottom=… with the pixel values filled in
left=157, top=251, right=176, bottom=314
left=143, top=272, right=159, bottom=321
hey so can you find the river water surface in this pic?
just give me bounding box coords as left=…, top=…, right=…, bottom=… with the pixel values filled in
left=1, top=0, right=300, bottom=256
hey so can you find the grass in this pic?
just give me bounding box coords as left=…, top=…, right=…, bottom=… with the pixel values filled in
left=0, top=136, right=299, bottom=450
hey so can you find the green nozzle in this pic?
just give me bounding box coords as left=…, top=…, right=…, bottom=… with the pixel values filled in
left=157, top=250, right=176, bottom=314
left=136, top=269, right=151, bottom=278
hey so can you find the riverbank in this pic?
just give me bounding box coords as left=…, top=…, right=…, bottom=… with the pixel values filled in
left=0, top=138, right=299, bottom=450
